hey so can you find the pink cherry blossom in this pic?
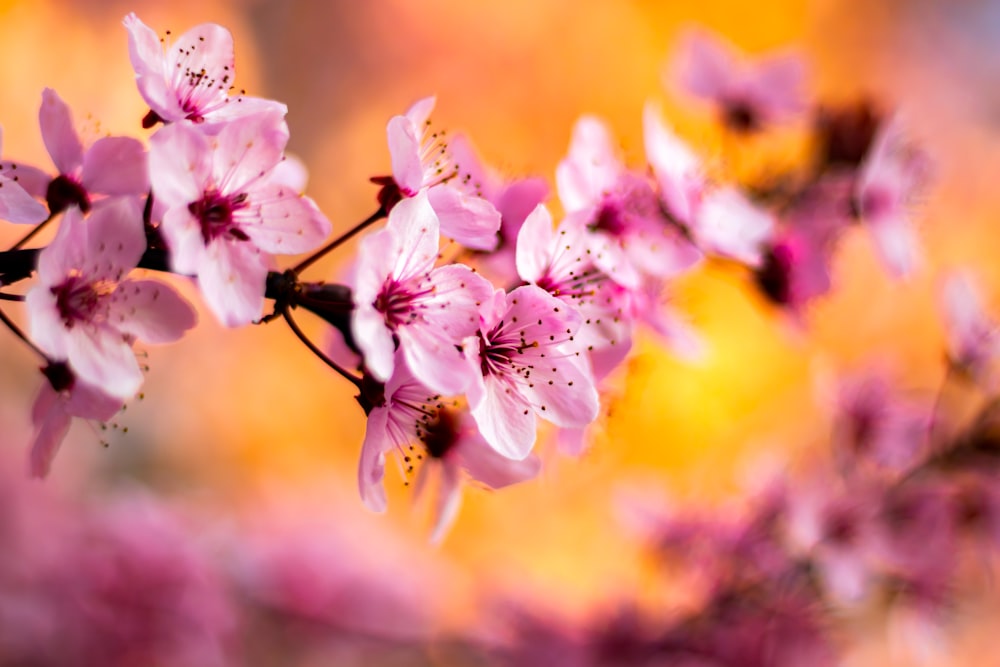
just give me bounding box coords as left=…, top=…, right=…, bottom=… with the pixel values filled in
left=0, top=127, right=49, bottom=224
left=516, top=203, right=632, bottom=360
left=385, top=96, right=501, bottom=249
left=351, top=190, right=492, bottom=394
left=939, top=271, right=1000, bottom=387
left=556, top=115, right=701, bottom=287
left=854, top=116, right=930, bottom=278
left=25, top=199, right=197, bottom=400
left=149, top=111, right=331, bottom=326
left=691, top=187, right=775, bottom=268
left=358, top=357, right=539, bottom=540
left=671, top=27, right=807, bottom=133
left=124, top=13, right=286, bottom=129
left=466, top=286, right=600, bottom=460
left=33, top=88, right=149, bottom=214
left=29, top=363, right=123, bottom=478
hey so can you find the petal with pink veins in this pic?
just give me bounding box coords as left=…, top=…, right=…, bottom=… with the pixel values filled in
left=472, top=377, right=536, bottom=460
left=426, top=184, right=501, bottom=251
left=243, top=184, right=331, bottom=255
left=80, top=137, right=149, bottom=195
left=197, top=240, right=269, bottom=327
left=108, top=279, right=198, bottom=344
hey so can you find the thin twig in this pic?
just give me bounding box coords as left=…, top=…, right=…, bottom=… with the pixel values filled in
left=0, top=305, right=48, bottom=360
left=290, top=206, right=386, bottom=276
left=281, top=306, right=363, bottom=390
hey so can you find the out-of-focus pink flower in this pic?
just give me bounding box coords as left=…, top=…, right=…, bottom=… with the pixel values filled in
left=832, top=369, right=930, bottom=476
left=124, top=13, right=286, bottom=129
left=25, top=199, right=196, bottom=400
left=557, top=115, right=701, bottom=287
left=939, top=271, right=1000, bottom=388
left=467, top=286, right=599, bottom=460
left=33, top=88, right=148, bottom=215
left=149, top=111, right=330, bottom=326
left=671, top=28, right=807, bottom=133
left=854, top=116, right=931, bottom=278
left=28, top=363, right=122, bottom=479
left=351, top=191, right=492, bottom=394
left=385, top=96, right=501, bottom=249
left=0, top=127, right=49, bottom=224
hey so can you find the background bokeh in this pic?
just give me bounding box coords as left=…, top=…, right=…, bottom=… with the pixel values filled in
left=1, top=0, right=1000, bottom=663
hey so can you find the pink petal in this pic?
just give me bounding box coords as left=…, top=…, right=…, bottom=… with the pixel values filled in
left=515, top=204, right=557, bottom=284
left=693, top=187, right=774, bottom=267
left=108, top=279, right=198, bottom=344
left=505, top=284, right=584, bottom=341
left=159, top=206, right=205, bottom=276
left=556, top=116, right=622, bottom=212
left=387, top=115, right=423, bottom=195
left=241, top=184, right=331, bottom=255
left=404, top=95, right=437, bottom=128
left=148, top=122, right=212, bottom=207
left=80, top=137, right=149, bottom=195
left=672, top=28, right=737, bottom=101
left=0, top=160, right=52, bottom=199
left=39, top=88, right=83, bottom=175
left=200, top=96, right=288, bottom=130
left=426, top=185, right=502, bottom=251
left=25, top=287, right=68, bottom=361
left=123, top=13, right=181, bottom=119
left=459, top=438, right=541, bottom=489
left=212, top=111, right=289, bottom=194
left=165, top=22, right=237, bottom=120
left=64, top=379, right=124, bottom=420
left=386, top=191, right=440, bottom=277
left=65, top=324, right=143, bottom=400
left=28, top=385, right=71, bottom=479
left=868, top=212, right=920, bottom=278
left=522, top=354, right=599, bottom=429
left=358, top=408, right=391, bottom=512
left=34, top=206, right=86, bottom=285
left=270, top=154, right=309, bottom=192
left=444, top=133, right=501, bottom=202
left=751, top=53, right=807, bottom=118
left=197, top=240, right=269, bottom=327
left=643, top=103, right=703, bottom=225
left=472, top=376, right=537, bottom=460
left=0, top=174, right=48, bottom=224
left=428, top=461, right=463, bottom=544
left=84, top=198, right=147, bottom=280
left=496, top=176, right=550, bottom=237
left=352, top=304, right=396, bottom=381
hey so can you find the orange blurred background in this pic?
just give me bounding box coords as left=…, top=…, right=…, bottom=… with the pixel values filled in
left=1, top=0, right=1000, bottom=663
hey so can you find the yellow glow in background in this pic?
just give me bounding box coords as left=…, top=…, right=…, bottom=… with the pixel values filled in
left=2, top=0, right=1000, bottom=663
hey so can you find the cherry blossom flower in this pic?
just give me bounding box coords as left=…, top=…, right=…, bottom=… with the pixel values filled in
left=643, top=103, right=705, bottom=227
left=351, top=190, right=492, bottom=394
left=25, top=199, right=196, bottom=400
left=939, top=271, right=1000, bottom=387
left=27, top=88, right=148, bottom=215
left=124, top=13, right=286, bottom=129
left=384, top=96, right=501, bottom=249
left=854, top=116, right=931, bottom=278
left=671, top=28, right=807, bottom=133
left=358, top=357, right=539, bottom=542
left=557, top=115, right=701, bottom=287
left=466, top=285, right=599, bottom=460
left=692, top=187, right=775, bottom=268
left=0, top=127, right=49, bottom=224
left=28, top=363, right=123, bottom=478
left=149, top=111, right=330, bottom=326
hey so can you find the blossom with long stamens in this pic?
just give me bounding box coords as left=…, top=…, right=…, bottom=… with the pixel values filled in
left=557, top=115, right=701, bottom=287
left=384, top=96, right=501, bottom=250
left=358, top=358, right=539, bottom=542
left=124, top=13, right=286, bottom=130
left=351, top=190, right=492, bottom=395
left=23, top=88, right=149, bottom=215
left=467, top=285, right=600, bottom=460
left=515, top=203, right=632, bottom=360
left=149, top=110, right=331, bottom=326
left=25, top=199, right=196, bottom=401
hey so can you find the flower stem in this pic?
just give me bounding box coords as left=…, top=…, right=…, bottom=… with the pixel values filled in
left=8, top=213, right=55, bottom=251
left=290, top=206, right=386, bottom=276
left=281, top=306, right=362, bottom=390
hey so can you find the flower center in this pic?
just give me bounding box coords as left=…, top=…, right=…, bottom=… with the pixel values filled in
left=374, top=279, right=428, bottom=329
left=589, top=200, right=628, bottom=236
left=46, top=174, right=91, bottom=215
left=51, top=273, right=115, bottom=328
left=189, top=190, right=250, bottom=244
left=419, top=408, right=460, bottom=459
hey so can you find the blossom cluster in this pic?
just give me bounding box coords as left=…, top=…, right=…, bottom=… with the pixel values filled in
left=0, top=15, right=940, bottom=547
